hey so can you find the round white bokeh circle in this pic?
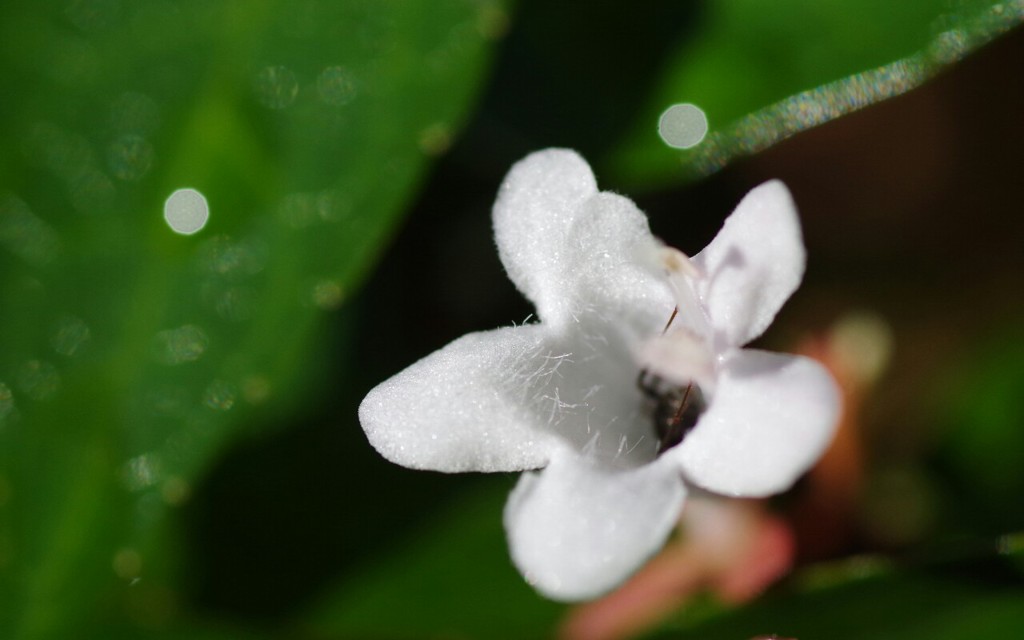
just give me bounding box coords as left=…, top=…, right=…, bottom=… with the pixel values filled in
left=657, top=103, right=709, bottom=149
left=164, top=188, right=209, bottom=235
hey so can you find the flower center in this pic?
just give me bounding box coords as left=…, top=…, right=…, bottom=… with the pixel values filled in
left=634, top=301, right=711, bottom=454
left=637, top=370, right=707, bottom=453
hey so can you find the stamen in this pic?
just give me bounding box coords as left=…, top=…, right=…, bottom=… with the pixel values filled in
left=661, top=306, right=679, bottom=334
left=656, top=382, right=705, bottom=454
left=672, top=382, right=693, bottom=425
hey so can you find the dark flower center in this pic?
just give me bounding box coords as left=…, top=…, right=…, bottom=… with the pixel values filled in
left=637, top=370, right=707, bottom=454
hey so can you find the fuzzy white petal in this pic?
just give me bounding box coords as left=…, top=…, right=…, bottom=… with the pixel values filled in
left=359, top=325, right=560, bottom=472
left=564, top=193, right=676, bottom=337
left=637, top=329, right=716, bottom=391
left=504, top=453, right=686, bottom=601
left=674, top=349, right=840, bottom=497
left=693, top=181, right=805, bottom=348
left=493, top=149, right=599, bottom=326
left=360, top=150, right=838, bottom=604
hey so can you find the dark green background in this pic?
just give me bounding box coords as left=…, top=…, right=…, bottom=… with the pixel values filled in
left=1, top=1, right=1022, bottom=638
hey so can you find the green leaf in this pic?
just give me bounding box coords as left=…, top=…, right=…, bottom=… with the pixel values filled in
left=652, top=544, right=1024, bottom=640
left=607, top=0, right=1024, bottom=188
left=0, top=1, right=505, bottom=637
left=935, top=321, right=1024, bottom=530
left=304, top=479, right=566, bottom=639
left=101, top=617, right=270, bottom=640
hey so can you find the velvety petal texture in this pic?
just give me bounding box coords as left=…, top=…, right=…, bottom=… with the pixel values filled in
left=504, top=453, right=686, bottom=600
left=673, top=349, right=841, bottom=497
left=360, top=325, right=560, bottom=472
left=562, top=192, right=675, bottom=338
left=493, top=149, right=598, bottom=326
left=693, top=180, right=804, bottom=349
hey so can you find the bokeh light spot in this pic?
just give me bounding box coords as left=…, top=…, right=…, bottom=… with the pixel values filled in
left=0, top=382, right=14, bottom=424
left=242, top=375, right=271, bottom=405
left=51, top=316, right=92, bottom=357
left=122, top=454, right=162, bottom=492
left=203, top=379, right=237, bottom=411
left=163, top=188, right=209, bottom=235
left=108, top=134, right=154, bottom=181
left=112, top=547, right=142, bottom=581
left=254, top=65, right=299, bottom=109
left=317, top=66, right=358, bottom=106
left=418, top=122, right=452, bottom=156
left=658, top=103, right=709, bottom=149
left=16, top=360, right=61, bottom=401
left=0, top=195, right=61, bottom=266
left=154, top=325, right=208, bottom=365
left=312, top=279, right=344, bottom=309
left=161, top=476, right=190, bottom=506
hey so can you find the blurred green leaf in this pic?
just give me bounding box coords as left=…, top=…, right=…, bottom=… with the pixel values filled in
left=304, top=478, right=565, bottom=639
left=0, top=1, right=505, bottom=636
left=653, top=546, right=1024, bottom=640
left=101, top=618, right=270, bottom=640
left=607, top=0, right=1024, bottom=187
left=935, top=321, right=1024, bottom=531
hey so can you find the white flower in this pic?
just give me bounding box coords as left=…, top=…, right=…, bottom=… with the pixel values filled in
left=359, top=149, right=840, bottom=601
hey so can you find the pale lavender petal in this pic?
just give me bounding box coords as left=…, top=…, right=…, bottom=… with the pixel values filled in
left=492, top=149, right=598, bottom=325
left=673, top=349, right=840, bottom=497
left=359, top=325, right=560, bottom=472
left=693, top=181, right=805, bottom=349
left=504, top=453, right=686, bottom=601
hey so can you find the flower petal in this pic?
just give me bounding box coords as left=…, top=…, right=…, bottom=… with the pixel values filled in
left=504, top=453, right=686, bottom=601
left=359, top=325, right=561, bottom=472
left=674, top=349, right=840, bottom=497
left=637, top=328, right=717, bottom=392
left=693, top=181, right=804, bottom=348
left=563, top=192, right=675, bottom=337
left=493, top=149, right=598, bottom=325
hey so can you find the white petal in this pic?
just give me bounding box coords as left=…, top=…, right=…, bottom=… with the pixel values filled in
left=492, top=149, right=598, bottom=325
left=637, top=329, right=716, bottom=391
left=693, top=181, right=805, bottom=348
left=504, top=453, right=686, bottom=601
left=563, top=192, right=675, bottom=337
left=674, top=349, right=840, bottom=497
left=359, top=325, right=560, bottom=472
